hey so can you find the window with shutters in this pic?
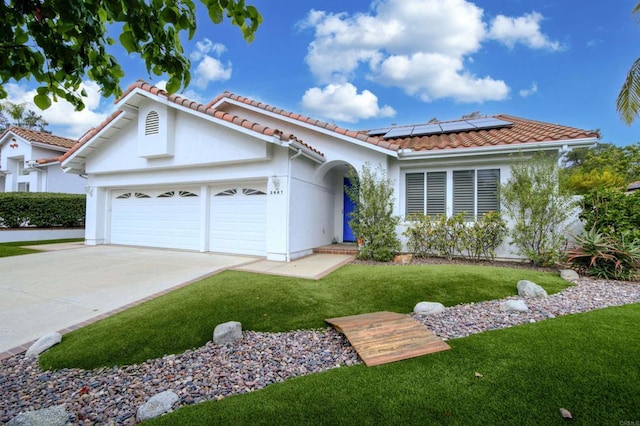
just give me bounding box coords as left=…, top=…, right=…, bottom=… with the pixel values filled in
left=405, top=168, right=499, bottom=221
left=144, top=111, right=160, bottom=136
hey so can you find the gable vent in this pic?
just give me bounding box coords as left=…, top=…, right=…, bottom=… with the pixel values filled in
left=145, top=111, right=160, bottom=135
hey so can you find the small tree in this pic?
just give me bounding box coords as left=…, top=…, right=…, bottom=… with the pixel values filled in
left=502, top=153, right=577, bottom=265
left=346, top=163, right=401, bottom=262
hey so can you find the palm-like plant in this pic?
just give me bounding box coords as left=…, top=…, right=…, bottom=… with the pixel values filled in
left=616, top=3, right=640, bottom=125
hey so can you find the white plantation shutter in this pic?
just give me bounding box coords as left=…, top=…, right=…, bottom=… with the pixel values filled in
left=477, top=169, right=500, bottom=216
left=406, top=173, right=425, bottom=216
left=426, top=172, right=446, bottom=216
left=453, top=170, right=475, bottom=220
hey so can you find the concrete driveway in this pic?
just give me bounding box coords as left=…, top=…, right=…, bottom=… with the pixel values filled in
left=0, top=245, right=256, bottom=354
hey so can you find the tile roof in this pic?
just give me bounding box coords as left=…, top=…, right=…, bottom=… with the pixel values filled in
left=208, top=92, right=401, bottom=152
left=61, top=81, right=324, bottom=165
left=1, top=126, right=77, bottom=149
left=369, top=115, right=599, bottom=152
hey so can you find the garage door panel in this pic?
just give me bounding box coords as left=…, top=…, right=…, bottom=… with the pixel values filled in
left=111, top=189, right=200, bottom=251
left=210, top=184, right=266, bottom=256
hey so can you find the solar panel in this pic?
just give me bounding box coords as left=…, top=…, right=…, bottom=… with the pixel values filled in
left=411, top=124, right=442, bottom=136
left=439, top=121, right=476, bottom=132
left=383, top=126, right=415, bottom=138
left=466, top=118, right=513, bottom=129
left=367, top=127, right=392, bottom=136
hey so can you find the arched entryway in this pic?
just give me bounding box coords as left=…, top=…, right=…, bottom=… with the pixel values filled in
left=315, top=160, right=358, bottom=243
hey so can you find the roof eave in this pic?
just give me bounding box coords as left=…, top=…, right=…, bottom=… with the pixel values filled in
left=397, top=137, right=598, bottom=160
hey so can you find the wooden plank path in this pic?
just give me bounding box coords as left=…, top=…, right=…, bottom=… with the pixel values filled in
left=325, top=311, right=450, bottom=366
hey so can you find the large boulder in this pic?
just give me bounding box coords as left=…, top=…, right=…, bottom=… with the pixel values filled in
left=414, top=302, right=446, bottom=315
left=500, top=300, right=529, bottom=312
left=136, top=390, right=179, bottom=422
left=8, top=404, right=69, bottom=426
left=517, top=280, right=547, bottom=298
left=25, top=332, right=62, bottom=359
left=213, top=321, right=243, bottom=344
left=560, top=269, right=580, bottom=282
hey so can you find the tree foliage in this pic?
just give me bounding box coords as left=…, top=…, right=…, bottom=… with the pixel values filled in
left=561, top=142, right=640, bottom=194
left=616, top=2, right=640, bottom=124
left=0, top=101, right=49, bottom=132
left=0, top=0, right=262, bottom=111
left=346, top=163, right=401, bottom=262
left=502, top=153, right=577, bottom=265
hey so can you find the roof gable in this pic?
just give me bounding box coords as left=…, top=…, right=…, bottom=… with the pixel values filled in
left=0, top=127, right=76, bottom=150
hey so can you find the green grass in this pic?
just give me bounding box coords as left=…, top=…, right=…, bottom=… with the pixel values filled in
left=147, top=303, right=640, bottom=425
left=0, top=238, right=83, bottom=257
left=40, top=264, right=569, bottom=370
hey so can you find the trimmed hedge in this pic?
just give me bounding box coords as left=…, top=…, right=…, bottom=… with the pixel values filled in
left=0, top=192, right=85, bottom=228
left=580, top=188, right=640, bottom=242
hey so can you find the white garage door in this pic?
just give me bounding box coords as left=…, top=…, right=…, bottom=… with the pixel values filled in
left=111, top=188, right=201, bottom=251
left=210, top=185, right=267, bottom=256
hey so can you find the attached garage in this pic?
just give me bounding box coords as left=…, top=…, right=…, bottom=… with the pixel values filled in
left=110, top=188, right=201, bottom=251
left=210, top=184, right=267, bottom=256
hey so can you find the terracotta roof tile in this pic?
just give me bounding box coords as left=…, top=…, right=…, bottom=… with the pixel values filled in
left=1, top=127, right=77, bottom=149
left=208, top=92, right=398, bottom=151
left=61, top=81, right=325, bottom=165
left=370, top=114, right=599, bottom=151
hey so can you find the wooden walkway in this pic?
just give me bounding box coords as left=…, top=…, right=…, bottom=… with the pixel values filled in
left=325, top=311, right=450, bottom=366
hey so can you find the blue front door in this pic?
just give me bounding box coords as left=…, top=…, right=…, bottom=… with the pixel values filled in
left=343, top=177, right=356, bottom=242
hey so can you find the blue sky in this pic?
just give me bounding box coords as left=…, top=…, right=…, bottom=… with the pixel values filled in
left=5, top=0, right=640, bottom=146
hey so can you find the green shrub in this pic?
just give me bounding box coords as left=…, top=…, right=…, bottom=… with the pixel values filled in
left=403, top=211, right=507, bottom=262
left=346, top=163, right=401, bottom=262
left=580, top=188, right=640, bottom=242
left=0, top=192, right=85, bottom=228
left=567, top=227, right=640, bottom=280
left=502, top=153, right=577, bottom=266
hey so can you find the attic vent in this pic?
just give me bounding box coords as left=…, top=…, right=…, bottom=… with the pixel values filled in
left=145, top=111, right=160, bottom=135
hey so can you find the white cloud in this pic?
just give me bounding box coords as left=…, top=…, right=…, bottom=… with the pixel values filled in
left=301, top=83, right=396, bottom=123
left=189, top=39, right=232, bottom=89
left=488, top=13, right=562, bottom=51
left=4, top=81, right=109, bottom=138
left=519, top=82, right=538, bottom=98
left=301, top=0, right=561, bottom=105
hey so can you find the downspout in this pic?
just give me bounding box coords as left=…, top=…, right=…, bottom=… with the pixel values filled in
left=285, top=148, right=303, bottom=261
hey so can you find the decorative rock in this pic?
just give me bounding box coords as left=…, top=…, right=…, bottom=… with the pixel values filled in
left=7, top=404, right=69, bottom=426
left=213, top=321, right=242, bottom=344
left=136, top=390, right=179, bottom=422
left=500, top=300, right=529, bottom=312
left=560, top=269, right=580, bottom=282
left=517, top=280, right=548, bottom=298
left=24, top=332, right=62, bottom=359
left=414, top=301, right=446, bottom=315
left=394, top=254, right=413, bottom=264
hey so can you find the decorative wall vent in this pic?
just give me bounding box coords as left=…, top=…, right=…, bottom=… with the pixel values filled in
left=215, top=189, right=237, bottom=196
left=243, top=188, right=266, bottom=196
left=144, top=111, right=160, bottom=136
left=116, top=193, right=132, bottom=199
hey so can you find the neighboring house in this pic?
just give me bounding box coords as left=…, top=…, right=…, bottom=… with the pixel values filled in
left=60, top=81, right=599, bottom=261
left=0, top=127, right=84, bottom=194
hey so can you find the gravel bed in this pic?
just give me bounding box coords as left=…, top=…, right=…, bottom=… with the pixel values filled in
left=1, top=278, right=639, bottom=425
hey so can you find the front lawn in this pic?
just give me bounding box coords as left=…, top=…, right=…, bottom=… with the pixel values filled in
left=148, top=303, right=640, bottom=425
left=0, top=238, right=83, bottom=257
left=40, top=264, right=569, bottom=370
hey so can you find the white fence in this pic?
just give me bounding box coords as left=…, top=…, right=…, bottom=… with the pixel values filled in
left=0, top=228, right=85, bottom=243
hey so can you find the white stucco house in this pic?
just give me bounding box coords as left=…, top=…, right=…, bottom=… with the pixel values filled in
left=58, top=81, right=599, bottom=261
left=0, top=127, right=84, bottom=194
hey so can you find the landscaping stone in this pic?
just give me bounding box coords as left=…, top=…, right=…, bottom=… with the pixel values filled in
left=7, top=404, right=69, bottom=426
left=414, top=301, right=445, bottom=315
left=517, top=280, right=547, bottom=298
left=24, top=332, right=61, bottom=359
left=560, top=269, right=580, bottom=282
left=136, top=390, right=179, bottom=422
left=213, top=321, right=243, bottom=344
left=500, top=300, right=529, bottom=312
left=393, top=254, right=413, bottom=264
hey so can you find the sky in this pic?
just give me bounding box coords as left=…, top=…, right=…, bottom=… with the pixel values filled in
left=4, top=0, right=640, bottom=146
